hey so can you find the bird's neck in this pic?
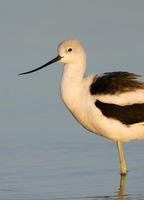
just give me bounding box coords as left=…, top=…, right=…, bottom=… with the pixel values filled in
left=60, top=60, right=86, bottom=109
left=63, top=61, right=86, bottom=80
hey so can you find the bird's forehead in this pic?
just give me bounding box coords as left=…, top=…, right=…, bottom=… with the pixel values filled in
left=58, top=39, right=81, bottom=50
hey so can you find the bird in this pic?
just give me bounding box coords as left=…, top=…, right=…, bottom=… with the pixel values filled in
left=19, top=39, right=144, bottom=175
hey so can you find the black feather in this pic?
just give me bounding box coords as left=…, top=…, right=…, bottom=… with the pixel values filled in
left=90, top=72, right=144, bottom=95
left=96, top=100, right=144, bottom=125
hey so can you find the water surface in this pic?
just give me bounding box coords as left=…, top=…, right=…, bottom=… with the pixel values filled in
left=0, top=130, right=144, bottom=200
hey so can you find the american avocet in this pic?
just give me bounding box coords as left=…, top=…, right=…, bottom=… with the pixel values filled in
left=19, top=39, right=144, bottom=175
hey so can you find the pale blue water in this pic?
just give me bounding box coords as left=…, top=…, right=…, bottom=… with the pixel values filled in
left=0, top=130, right=144, bottom=200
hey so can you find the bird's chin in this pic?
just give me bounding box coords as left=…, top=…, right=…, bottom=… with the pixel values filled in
left=58, top=56, right=64, bottom=63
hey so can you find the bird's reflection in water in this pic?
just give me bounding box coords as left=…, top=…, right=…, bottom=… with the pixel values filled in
left=86, top=175, right=144, bottom=200
left=86, top=175, right=126, bottom=200
left=117, top=175, right=126, bottom=200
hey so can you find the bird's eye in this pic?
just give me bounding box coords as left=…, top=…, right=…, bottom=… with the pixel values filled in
left=68, top=48, right=72, bottom=52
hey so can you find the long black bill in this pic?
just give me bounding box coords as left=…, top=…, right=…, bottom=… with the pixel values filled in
left=19, top=55, right=62, bottom=75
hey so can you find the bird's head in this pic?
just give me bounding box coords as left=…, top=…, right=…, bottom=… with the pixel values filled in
left=19, top=39, right=85, bottom=75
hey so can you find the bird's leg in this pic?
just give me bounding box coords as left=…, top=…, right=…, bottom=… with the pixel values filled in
left=117, top=141, right=127, bottom=175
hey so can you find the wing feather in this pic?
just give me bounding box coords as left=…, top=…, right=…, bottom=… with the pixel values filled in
left=96, top=100, right=144, bottom=125
left=90, top=71, right=144, bottom=95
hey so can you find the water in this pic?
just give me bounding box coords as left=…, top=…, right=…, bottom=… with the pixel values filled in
left=0, top=129, right=144, bottom=200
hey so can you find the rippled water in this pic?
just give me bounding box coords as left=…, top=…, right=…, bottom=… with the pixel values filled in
left=0, top=130, right=144, bottom=200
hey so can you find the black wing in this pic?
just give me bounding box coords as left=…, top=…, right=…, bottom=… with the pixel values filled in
left=96, top=100, right=144, bottom=125
left=90, top=71, right=144, bottom=95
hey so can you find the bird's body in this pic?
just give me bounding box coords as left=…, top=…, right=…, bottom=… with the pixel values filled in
left=19, top=39, right=144, bottom=175
left=61, top=70, right=144, bottom=142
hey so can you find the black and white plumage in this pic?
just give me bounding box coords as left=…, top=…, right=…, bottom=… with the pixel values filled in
left=89, top=72, right=144, bottom=125
left=19, top=39, right=144, bottom=175
left=95, top=99, right=144, bottom=125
